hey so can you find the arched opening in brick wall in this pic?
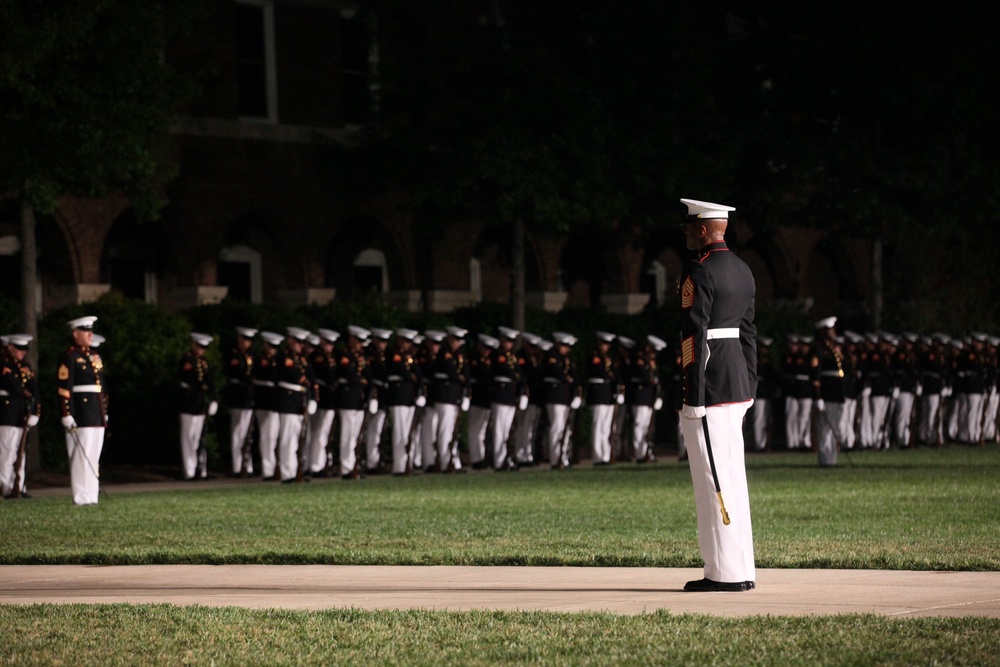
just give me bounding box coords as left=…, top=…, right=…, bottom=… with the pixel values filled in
left=102, top=209, right=164, bottom=303
left=220, top=212, right=282, bottom=301
left=471, top=225, right=542, bottom=304
left=740, top=235, right=796, bottom=303
left=805, top=236, right=864, bottom=329
left=560, top=228, right=620, bottom=308
left=325, top=215, right=405, bottom=299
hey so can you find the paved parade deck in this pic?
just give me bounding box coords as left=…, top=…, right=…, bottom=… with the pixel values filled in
left=3, top=565, right=999, bottom=618
left=8, top=477, right=999, bottom=618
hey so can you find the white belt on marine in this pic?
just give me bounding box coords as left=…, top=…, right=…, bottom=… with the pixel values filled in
left=278, top=382, right=306, bottom=392
left=73, top=385, right=103, bottom=393
left=706, top=328, right=739, bottom=340
left=253, top=380, right=275, bottom=387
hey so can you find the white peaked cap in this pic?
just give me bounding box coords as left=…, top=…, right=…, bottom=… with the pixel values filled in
left=318, top=328, right=340, bottom=343
left=286, top=326, right=311, bottom=341
left=396, top=328, right=419, bottom=341
left=596, top=331, right=616, bottom=343
left=371, top=327, right=393, bottom=340
left=497, top=326, right=520, bottom=340
left=261, top=331, right=285, bottom=346
left=478, top=333, right=500, bottom=349
left=446, top=326, right=468, bottom=339
left=307, top=334, right=321, bottom=346
left=7, top=334, right=33, bottom=348
left=69, top=316, right=98, bottom=330
left=758, top=336, right=774, bottom=347
left=681, top=198, right=736, bottom=219
left=521, top=332, right=541, bottom=346
left=553, top=331, right=577, bottom=346
left=236, top=326, right=258, bottom=338
left=815, top=316, right=837, bottom=329
left=646, top=335, right=667, bottom=351
left=348, top=325, right=371, bottom=340
left=617, top=336, right=636, bottom=349
left=424, top=329, right=446, bottom=343
left=190, top=332, right=214, bottom=347
left=537, top=339, right=554, bottom=351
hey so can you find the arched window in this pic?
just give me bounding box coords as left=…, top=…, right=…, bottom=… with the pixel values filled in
left=354, top=248, right=387, bottom=294
left=219, top=245, right=263, bottom=303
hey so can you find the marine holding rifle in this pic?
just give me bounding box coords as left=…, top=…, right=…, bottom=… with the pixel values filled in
left=0, top=334, right=41, bottom=498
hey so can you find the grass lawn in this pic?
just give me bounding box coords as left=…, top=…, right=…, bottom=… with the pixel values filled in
left=2, top=445, right=999, bottom=665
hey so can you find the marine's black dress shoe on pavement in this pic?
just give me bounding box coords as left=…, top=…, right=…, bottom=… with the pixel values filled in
left=683, top=578, right=755, bottom=592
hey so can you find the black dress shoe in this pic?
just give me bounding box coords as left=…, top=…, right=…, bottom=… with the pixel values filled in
left=683, top=578, right=754, bottom=592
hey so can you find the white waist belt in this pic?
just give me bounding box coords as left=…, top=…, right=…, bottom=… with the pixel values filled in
left=587, top=378, right=606, bottom=384
left=0, top=390, right=9, bottom=396
left=253, top=380, right=274, bottom=387
left=707, top=328, right=739, bottom=340
left=278, top=382, right=305, bottom=392
left=73, top=385, right=102, bottom=393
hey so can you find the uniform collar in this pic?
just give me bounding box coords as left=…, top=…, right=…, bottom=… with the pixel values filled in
left=700, top=240, right=728, bottom=255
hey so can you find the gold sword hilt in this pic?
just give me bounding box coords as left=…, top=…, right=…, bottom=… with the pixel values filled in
left=717, top=491, right=731, bottom=525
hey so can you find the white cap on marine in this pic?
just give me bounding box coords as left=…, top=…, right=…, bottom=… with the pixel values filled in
left=681, top=198, right=736, bottom=220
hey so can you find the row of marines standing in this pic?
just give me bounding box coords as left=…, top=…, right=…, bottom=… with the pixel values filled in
left=750, top=317, right=1000, bottom=466
left=199, top=324, right=671, bottom=481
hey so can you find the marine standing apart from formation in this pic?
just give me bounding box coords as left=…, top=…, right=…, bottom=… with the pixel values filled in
left=676, top=198, right=757, bottom=593
left=812, top=317, right=846, bottom=467
left=57, top=316, right=109, bottom=505
left=0, top=334, right=41, bottom=498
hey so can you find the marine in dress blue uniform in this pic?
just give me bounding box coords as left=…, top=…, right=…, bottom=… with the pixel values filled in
left=177, top=332, right=217, bottom=480
left=0, top=334, right=41, bottom=498
left=57, top=316, right=108, bottom=505
left=543, top=332, right=582, bottom=469
left=677, top=198, right=757, bottom=592
left=223, top=327, right=257, bottom=476
left=489, top=327, right=525, bottom=471
left=307, top=328, right=339, bottom=476
left=384, top=328, right=423, bottom=475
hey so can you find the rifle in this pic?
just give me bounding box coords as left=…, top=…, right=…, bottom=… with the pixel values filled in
left=643, top=405, right=657, bottom=462
left=558, top=403, right=577, bottom=468
left=296, top=402, right=310, bottom=482
left=10, top=410, right=31, bottom=498
left=240, top=414, right=255, bottom=478
left=196, top=415, right=210, bottom=479
left=406, top=403, right=424, bottom=474
left=608, top=400, right=619, bottom=464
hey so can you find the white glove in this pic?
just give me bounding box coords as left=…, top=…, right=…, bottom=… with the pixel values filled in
left=942, top=386, right=952, bottom=398
left=207, top=401, right=218, bottom=417
left=915, top=384, right=923, bottom=397
left=681, top=404, right=706, bottom=420
left=615, top=393, right=625, bottom=405
left=518, top=394, right=529, bottom=411
left=653, top=397, right=663, bottom=411
left=891, top=387, right=900, bottom=400
left=307, top=400, right=318, bottom=415
left=415, top=395, right=427, bottom=408
left=368, top=398, right=379, bottom=415
left=460, top=396, right=470, bottom=412
left=570, top=396, right=582, bottom=410
left=861, top=387, right=872, bottom=398
left=27, top=414, right=39, bottom=428
left=816, top=399, right=826, bottom=412
left=62, top=415, right=77, bottom=429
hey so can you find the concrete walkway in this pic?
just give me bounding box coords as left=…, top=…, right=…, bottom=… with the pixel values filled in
left=12, top=474, right=1000, bottom=619
left=3, top=565, right=999, bottom=617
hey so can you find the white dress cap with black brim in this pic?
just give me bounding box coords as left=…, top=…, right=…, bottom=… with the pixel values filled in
left=617, top=336, right=636, bottom=349
left=424, top=329, right=446, bottom=343
left=319, top=328, right=341, bottom=343
left=236, top=326, right=258, bottom=339
left=521, top=332, right=541, bottom=346
left=647, top=335, right=667, bottom=351
left=497, top=326, right=520, bottom=340
left=680, top=198, right=736, bottom=220
left=395, top=328, right=419, bottom=341
left=348, top=325, right=371, bottom=340
left=478, top=333, right=500, bottom=349
left=7, top=333, right=33, bottom=349
left=814, top=316, right=837, bottom=330
left=286, top=326, right=311, bottom=341
left=190, top=332, right=214, bottom=347
left=446, top=326, right=468, bottom=339
left=371, top=328, right=393, bottom=341
left=552, top=331, right=577, bottom=346
left=68, top=316, right=98, bottom=330
left=261, top=331, right=285, bottom=346
left=596, top=331, right=616, bottom=343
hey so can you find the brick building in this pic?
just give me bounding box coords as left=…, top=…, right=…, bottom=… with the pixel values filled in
left=0, top=0, right=871, bottom=327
